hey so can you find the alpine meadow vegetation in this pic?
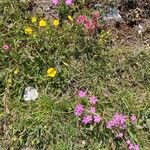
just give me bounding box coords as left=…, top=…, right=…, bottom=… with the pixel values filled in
left=0, top=0, right=150, bottom=149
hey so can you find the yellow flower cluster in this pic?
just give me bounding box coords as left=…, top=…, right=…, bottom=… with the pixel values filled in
left=24, top=15, right=74, bottom=35
left=24, top=17, right=47, bottom=35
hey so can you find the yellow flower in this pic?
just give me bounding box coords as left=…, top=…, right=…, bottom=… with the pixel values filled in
left=24, top=27, right=33, bottom=35
left=31, top=16, right=37, bottom=23
left=53, top=19, right=60, bottom=27
left=39, top=19, right=47, bottom=27
left=14, top=67, right=19, bottom=75
left=47, top=68, right=57, bottom=77
left=68, top=15, right=74, bottom=21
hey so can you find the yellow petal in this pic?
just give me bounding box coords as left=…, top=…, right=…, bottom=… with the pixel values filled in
left=14, top=67, right=20, bottom=75
left=39, top=19, right=47, bottom=27
left=47, top=68, right=57, bottom=77
left=68, top=15, right=74, bottom=21
left=31, top=16, right=37, bottom=23
left=53, top=19, right=60, bottom=27
left=25, top=27, right=33, bottom=35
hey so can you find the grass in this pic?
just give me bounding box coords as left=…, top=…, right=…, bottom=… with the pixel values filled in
left=0, top=0, right=150, bottom=149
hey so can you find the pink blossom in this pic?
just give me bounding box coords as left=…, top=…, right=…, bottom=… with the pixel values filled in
left=51, top=0, right=60, bottom=5
left=89, top=96, right=98, bottom=104
left=127, top=140, right=140, bottom=150
left=134, top=145, right=140, bottom=150
left=130, top=115, right=137, bottom=123
left=127, top=140, right=131, bottom=145
left=106, top=113, right=127, bottom=129
left=82, top=115, right=92, bottom=124
left=74, top=103, right=84, bottom=116
left=2, top=44, right=9, bottom=51
left=84, top=20, right=95, bottom=30
left=76, top=15, right=87, bottom=24
left=94, top=115, right=101, bottom=123
left=129, top=143, right=134, bottom=150
left=65, top=0, right=73, bottom=5
left=78, top=90, right=86, bottom=98
left=89, top=107, right=96, bottom=113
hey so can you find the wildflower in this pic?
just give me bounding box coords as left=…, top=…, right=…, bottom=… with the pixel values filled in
left=47, top=68, right=57, bottom=77
left=2, top=44, right=9, bottom=51
left=68, top=15, right=74, bottom=21
left=127, top=140, right=131, bottom=145
left=89, top=107, right=96, bottom=113
left=74, top=103, right=84, bottom=116
left=76, top=15, right=87, bottom=24
left=134, top=145, right=140, bottom=150
left=89, top=96, right=98, bottom=104
left=106, top=113, right=127, bottom=129
left=65, top=0, right=73, bottom=6
left=128, top=143, right=134, bottom=150
left=84, top=20, right=95, bottom=30
left=14, top=67, right=19, bottom=75
left=127, top=140, right=140, bottom=150
left=82, top=115, right=92, bottom=124
left=31, top=16, right=37, bottom=23
left=78, top=90, right=87, bottom=98
left=39, top=19, right=46, bottom=27
left=25, top=27, right=33, bottom=35
left=51, top=0, right=60, bottom=5
left=130, top=115, right=137, bottom=123
left=94, top=115, right=101, bottom=123
left=115, top=132, right=123, bottom=138
left=53, top=19, right=60, bottom=27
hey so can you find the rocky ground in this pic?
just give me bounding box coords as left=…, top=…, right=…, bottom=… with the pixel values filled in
left=27, top=0, right=150, bottom=47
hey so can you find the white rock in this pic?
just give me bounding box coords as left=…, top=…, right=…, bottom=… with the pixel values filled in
left=23, top=86, right=38, bottom=102
left=103, top=8, right=123, bottom=22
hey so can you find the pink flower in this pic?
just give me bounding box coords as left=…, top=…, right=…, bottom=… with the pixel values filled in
left=130, top=115, right=137, bottom=123
left=84, top=20, right=95, bottom=30
left=89, top=107, right=96, bottom=113
left=94, top=115, right=101, bottom=123
left=115, top=132, right=123, bottom=138
left=106, top=113, right=126, bottom=129
left=65, top=0, right=73, bottom=5
left=51, top=0, right=60, bottom=5
left=74, top=103, right=84, bottom=116
left=134, top=145, right=140, bottom=150
left=128, top=143, right=134, bottom=150
left=2, top=44, right=9, bottom=51
left=127, top=140, right=131, bottom=145
left=82, top=115, right=92, bottom=124
left=78, top=90, right=86, bottom=98
left=89, top=96, right=98, bottom=104
left=76, top=15, right=87, bottom=24
left=126, top=140, right=140, bottom=150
